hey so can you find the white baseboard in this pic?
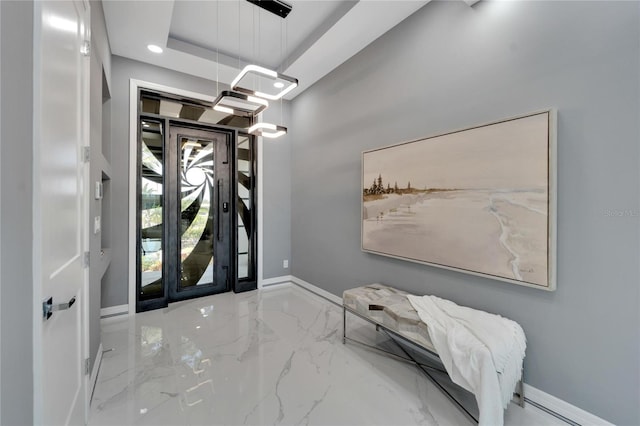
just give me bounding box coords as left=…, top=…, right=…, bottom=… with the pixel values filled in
left=524, top=384, right=613, bottom=426
left=89, top=343, right=103, bottom=406
left=260, top=275, right=293, bottom=288
left=285, top=275, right=612, bottom=426
left=262, top=282, right=293, bottom=291
left=100, top=304, right=128, bottom=318
left=290, top=275, right=342, bottom=305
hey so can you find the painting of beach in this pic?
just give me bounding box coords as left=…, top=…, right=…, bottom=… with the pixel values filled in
left=362, top=111, right=555, bottom=289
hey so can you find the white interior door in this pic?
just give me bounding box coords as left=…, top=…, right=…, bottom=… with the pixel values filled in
left=33, top=1, right=90, bottom=424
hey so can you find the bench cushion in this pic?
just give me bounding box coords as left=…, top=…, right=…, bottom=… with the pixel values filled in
left=343, top=284, right=435, bottom=352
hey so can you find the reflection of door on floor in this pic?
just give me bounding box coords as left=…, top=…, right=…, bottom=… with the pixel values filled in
left=137, top=122, right=233, bottom=312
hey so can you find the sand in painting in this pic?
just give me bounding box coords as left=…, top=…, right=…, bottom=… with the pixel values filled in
left=362, top=189, right=548, bottom=285
left=362, top=112, right=551, bottom=287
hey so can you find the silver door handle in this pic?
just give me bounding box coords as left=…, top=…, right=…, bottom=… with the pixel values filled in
left=42, top=296, right=76, bottom=320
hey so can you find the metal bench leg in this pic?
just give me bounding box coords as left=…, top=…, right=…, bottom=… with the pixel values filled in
left=342, top=305, right=346, bottom=344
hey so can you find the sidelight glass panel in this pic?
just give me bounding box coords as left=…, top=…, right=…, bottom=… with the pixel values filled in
left=140, top=121, right=164, bottom=301
left=237, top=135, right=252, bottom=279
left=179, top=137, right=215, bottom=288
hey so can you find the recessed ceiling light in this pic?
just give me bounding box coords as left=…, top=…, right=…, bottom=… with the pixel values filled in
left=147, top=44, right=163, bottom=54
left=273, top=82, right=285, bottom=89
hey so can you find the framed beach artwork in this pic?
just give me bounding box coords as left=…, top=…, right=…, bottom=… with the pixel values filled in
left=361, top=110, right=557, bottom=290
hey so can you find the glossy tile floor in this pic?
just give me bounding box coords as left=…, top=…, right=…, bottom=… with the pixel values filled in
left=89, top=284, right=563, bottom=426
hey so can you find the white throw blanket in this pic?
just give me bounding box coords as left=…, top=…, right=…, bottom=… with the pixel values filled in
left=407, top=295, right=526, bottom=426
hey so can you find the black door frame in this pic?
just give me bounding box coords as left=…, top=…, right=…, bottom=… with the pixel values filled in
left=168, top=124, right=235, bottom=302
left=136, top=116, right=240, bottom=312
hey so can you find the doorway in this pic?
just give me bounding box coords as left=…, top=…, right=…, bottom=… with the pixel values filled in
left=135, top=90, right=257, bottom=312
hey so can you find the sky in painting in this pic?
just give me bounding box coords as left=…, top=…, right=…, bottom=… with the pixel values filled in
left=363, top=112, right=549, bottom=190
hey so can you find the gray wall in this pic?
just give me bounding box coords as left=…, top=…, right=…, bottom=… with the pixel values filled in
left=0, top=1, right=34, bottom=424
left=290, top=1, right=639, bottom=424
left=103, top=55, right=292, bottom=307
left=262, top=102, right=292, bottom=279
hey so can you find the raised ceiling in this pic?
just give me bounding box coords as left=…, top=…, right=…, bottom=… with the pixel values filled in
left=102, top=0, right=430, bottom=99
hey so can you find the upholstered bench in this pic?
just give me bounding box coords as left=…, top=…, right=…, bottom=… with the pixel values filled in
left=342, top=283, right=525, bottom=424
left=342, top=283, right=436, bottom=352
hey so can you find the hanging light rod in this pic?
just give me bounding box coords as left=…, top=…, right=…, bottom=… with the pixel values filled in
left=248, top=122, right=287, bottom=139
left=246, top=0, right=292, bottom=19
left=231, top=64, right=298, bottom=101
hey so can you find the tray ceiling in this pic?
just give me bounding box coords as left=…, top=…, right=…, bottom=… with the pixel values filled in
left=102, top=0, right=430, bottom=99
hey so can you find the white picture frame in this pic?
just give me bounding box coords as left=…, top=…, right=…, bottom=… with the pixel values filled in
left=361, top=109, right=557, bottom=290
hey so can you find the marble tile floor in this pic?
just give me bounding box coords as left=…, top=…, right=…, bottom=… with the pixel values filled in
left=89, top=284, right=564, bottom=426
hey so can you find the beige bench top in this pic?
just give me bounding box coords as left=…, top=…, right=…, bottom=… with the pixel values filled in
left=343, top=284, right=436, bottom=353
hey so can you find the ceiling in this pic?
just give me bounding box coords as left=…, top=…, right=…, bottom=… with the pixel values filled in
left=102, top=0, right=431, bottom=100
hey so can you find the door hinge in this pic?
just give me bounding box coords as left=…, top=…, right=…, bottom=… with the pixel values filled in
left=83, top=146, right=91, bottom=162
left=83, top=251, right=90, bottom=268
left=81, top=40, right=91, bottom=57
left=84, top=358, right=91, bottom=375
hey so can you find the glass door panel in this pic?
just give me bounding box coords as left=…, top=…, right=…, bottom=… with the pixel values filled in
left=139, top=120, right=165, bottom=302
left=179, top=137, right=215, bottom=288
left=237, top=135, right=252, bottom=280
left=235, top=134, right=257, bottom=293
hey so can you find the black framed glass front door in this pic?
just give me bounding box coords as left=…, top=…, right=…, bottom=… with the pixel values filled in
left=137, top=119, right=236, bottom=312
left=136, top=88, right=258, bottom=313
left=170, top=126, right=233, bottom=302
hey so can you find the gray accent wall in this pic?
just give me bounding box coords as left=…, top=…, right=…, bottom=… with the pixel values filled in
left=103, top=55, right=292, bottom=308
left=290, top=1, right=639, bottom=424
left=261, top=102, right=292, bottom=279
left=0, top=1, right=34, bottom=424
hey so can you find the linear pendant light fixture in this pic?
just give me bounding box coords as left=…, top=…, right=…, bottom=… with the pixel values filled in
left=212, top=0, right=296, bottom=139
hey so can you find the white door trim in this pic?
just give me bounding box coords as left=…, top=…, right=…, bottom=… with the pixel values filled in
left=127, top=79, right=265, bottom=314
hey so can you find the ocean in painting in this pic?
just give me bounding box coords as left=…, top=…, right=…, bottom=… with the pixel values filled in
left=362, top=189, right=548, bottom=286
